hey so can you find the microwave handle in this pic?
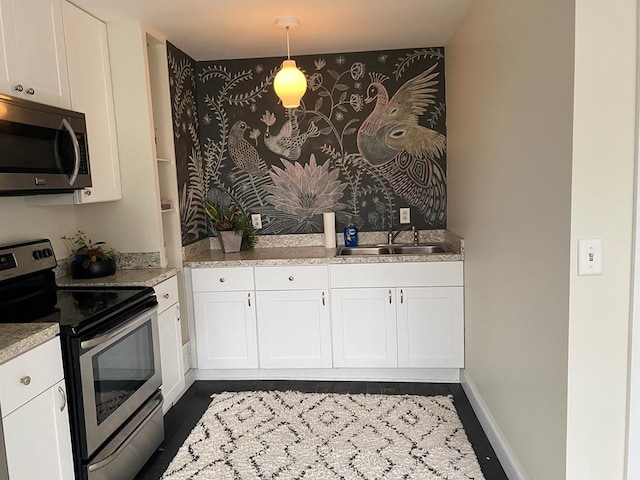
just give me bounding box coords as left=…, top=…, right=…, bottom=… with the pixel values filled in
left=61, top=118, right=80, bottom=186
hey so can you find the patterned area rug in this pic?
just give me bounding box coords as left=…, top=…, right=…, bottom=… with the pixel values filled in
left=162, top=391, right=485, bottom=479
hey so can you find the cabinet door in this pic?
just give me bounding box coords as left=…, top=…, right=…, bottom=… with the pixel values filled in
left=193, top=291, right=258, bottom=369
left=158, top=303, right=185, bottom=413
left=0, top=0, right=12, bottom=94
left=396, top=287, right=464, bottom=368
left=4, top=0, right=70, bottom=107
left=331, top=288, right=397, bottom=368
left=255, top=290, right=331, bottom=368
left=63, top=2, right=121, bottom=203
left=3, top=379, right=74, bottom=480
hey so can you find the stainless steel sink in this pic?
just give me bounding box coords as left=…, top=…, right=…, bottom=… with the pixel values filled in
left=337, top=246, right=392, bottom=256
left=337, top=244, right=449, bottom=256
left=391, top=245, right=447, bottom=254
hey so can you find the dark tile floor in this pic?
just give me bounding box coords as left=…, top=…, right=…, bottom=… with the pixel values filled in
left=135, top=380, right=508, bottom=479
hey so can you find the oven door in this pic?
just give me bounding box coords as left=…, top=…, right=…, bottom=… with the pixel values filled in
left=78, top=306, right=161, bottom=457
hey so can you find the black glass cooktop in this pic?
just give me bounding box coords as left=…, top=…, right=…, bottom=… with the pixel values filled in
left=0, top=285, right=156, bottom=336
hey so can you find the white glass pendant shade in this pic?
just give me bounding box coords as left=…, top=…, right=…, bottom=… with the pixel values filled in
left=274, top=59, right=307, bottom=108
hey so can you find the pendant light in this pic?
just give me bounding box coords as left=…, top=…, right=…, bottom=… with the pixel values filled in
left=273, top=17, right=307, bottom=108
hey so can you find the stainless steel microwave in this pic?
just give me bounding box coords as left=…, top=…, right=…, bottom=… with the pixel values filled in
left=0, top=94, right=91, bottom=195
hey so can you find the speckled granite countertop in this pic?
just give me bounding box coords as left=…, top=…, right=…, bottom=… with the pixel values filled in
left=56, top=267, right=179, bottom=288
left=184, top=246, right=463, bottom=267
left=0, top=323, right=59, bottom=365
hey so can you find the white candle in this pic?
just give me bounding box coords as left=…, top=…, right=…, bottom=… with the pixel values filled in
left=323, top=212, right=336, bottom=248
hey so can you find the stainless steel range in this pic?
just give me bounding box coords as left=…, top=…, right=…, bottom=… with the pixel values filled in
left=0, top=239, right=164, bottom=480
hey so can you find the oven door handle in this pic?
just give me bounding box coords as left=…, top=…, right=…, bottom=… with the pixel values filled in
left=80, top=309, right=153, bottom=350
left=87, top=393, right=163, bottom=473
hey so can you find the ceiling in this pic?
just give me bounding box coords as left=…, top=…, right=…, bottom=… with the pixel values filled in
left=68, top=0, right=474, bottom=61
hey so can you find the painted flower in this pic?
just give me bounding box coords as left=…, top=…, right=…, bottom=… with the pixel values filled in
left=354, top=82, right=362, bottom=90
left=249, top=129, right=261, bottom=143
left=350, top=62, right=365, bottom=81
left=350, top=94, right=364, bottom=112
left=260, top=110, right=276, bottom=126
left=378, top=54, right=388, bottom=63
left=308, top=73, right=323, bottom=92
left=255, top=64, right=264, bottom=74
left=336, top=56, right=346, bottom=65
left=250, top=103, right=257, bottom=113
left=335, top=112, right=344, bottom=122
left=202, top=114, right=212, bottom=125
left=264, top=154, right=347, bottom=221
left=314, top=58, right=326, bottom=70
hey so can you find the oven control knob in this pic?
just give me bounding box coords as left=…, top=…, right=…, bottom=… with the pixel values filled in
left=20, top=376, right=31, bottom=386
left=42, top=248, right=53, bottom=258
left=32, top=250, right=42, bottom=260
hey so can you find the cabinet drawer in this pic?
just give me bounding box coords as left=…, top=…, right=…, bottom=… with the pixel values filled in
left=254, top=265, right=328, bottom=291
left=192, top=267, right=254, bottom=292
left=155, top=275, right=178, bottom=313
left=0, top=337, right=64, bottom=417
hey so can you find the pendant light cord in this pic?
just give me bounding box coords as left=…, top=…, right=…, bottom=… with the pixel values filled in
left=286, top=26, right=291, bottom=60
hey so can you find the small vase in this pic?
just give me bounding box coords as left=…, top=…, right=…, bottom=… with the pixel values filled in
left=218, top=231, right=242, bottom=253
left=70, top=258, right=117, bottom=279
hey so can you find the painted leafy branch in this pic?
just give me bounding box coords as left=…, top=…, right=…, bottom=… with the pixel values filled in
left=394, top=48, right=444, bottom=80
left=225, top=68, right=278, bottom=106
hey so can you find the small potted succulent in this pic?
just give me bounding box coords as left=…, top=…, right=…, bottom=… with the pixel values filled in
left=204, top=201, right=256, bottom=253
left=63, top=230, right=118, bottom=279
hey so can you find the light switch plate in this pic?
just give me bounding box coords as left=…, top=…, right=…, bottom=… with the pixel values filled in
left=400, top=208, right=410, bottom=224
left=578, top=239, right=603, bottom=275
left=251, top=214, right=262, bottom=229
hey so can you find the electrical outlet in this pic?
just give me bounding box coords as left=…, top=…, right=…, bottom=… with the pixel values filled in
left=400, top=208, right=411, bottom=224
left=251, top=213, right=263, bottom=229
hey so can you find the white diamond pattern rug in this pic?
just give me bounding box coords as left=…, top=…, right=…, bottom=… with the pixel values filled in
left=161, top=390, right=486, bottom=480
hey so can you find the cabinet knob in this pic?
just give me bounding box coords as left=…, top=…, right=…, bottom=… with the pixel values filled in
left=163, top=293, right=170, bottom=299
left=288, top=276, right=294, bottom=281
left=26, top=87, right=35, bottom=95
left=14, top=84, right=23, bottom=92
left=219, top=278, right=225, bottom=283
left=84, top=189, right=92, bottom=196
left=20, top=375, right=31, bottom=386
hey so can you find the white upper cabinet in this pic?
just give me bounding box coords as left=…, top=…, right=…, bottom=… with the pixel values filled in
left=62, top=2, right=121, bottom=203
left=0, top=0, right=70, bottom=107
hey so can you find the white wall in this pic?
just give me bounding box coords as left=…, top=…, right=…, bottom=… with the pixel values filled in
left=0, top=197, right=78, bottom=259
left=446, top=0, right=575, bottom=477
left=566, top=1, right=636, bottom=479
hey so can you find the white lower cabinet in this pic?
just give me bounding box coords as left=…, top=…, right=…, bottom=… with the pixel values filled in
left=191, top=267, right=258, bottom=369
left=330, top=262, right=465, bottom=369
left=256, top=289, right=331, bottom=368
left=396, top=287, right=464, bottom=367
left=254, top=265, right=331, bottom=369
left=193, top=290, right=258, bottom=369
left=0, top=338, right=74, bottom=480
left=189, top=261, right=464, bottom=375
left=331, top=288, right=397, bottom=367
left=154, top=275, right=185, bottom=413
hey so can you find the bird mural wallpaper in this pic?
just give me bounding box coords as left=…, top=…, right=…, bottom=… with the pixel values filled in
left=167, top=43, right=447, bottom=246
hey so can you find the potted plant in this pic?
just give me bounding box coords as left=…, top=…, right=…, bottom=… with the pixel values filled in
left=204, top=201, right=256, bottom=253
left=63, top=230, right=118, bottom=279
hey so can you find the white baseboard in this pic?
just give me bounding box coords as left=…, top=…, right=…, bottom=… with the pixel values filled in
left=460, top=369, right=527, bottom=480
left=195, top=367, right=460, bottom=382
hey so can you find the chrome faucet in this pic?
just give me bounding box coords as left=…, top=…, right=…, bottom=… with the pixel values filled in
left=387, top=225, right=419, bottom=245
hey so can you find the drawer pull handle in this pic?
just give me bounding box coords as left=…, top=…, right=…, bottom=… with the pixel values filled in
left=26, top=87, right=35, bottom=95
left=289, top=276, right=294, bottom=281
left=389, top=290, right=392, bottom=304
left=20, top=376, right=31, bottom=386
left=401, top=289, right=404, bottom=304
left=322, top=291, right=325, bottom=306
left=247, top=292, right=251, bottom=307
left=14, top=84, right=23, bottom=92
left=219, top=278, right=225, bottom=283
left=163, top=293, right=170, bottom=299
left=58, top=386, right=67, bottom=412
